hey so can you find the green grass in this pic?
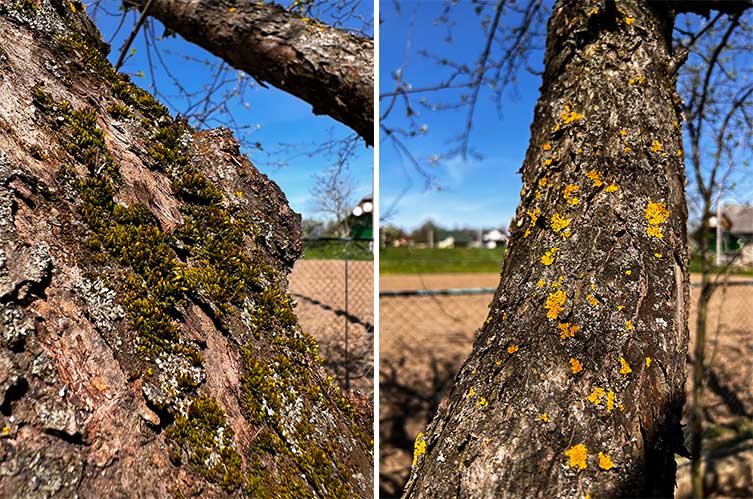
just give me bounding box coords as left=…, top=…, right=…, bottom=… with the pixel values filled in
left=380, top=247, right=505, bottom=274
left=688, top=254, right=753, bottom=276
left=302, top=240, right=373, bottom=261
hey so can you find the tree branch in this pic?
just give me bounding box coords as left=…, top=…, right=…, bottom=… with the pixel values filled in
left=126, top=0, right=374, bottom=145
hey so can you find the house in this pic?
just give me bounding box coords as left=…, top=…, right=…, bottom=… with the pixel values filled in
left=718, top=204, right=753, bottom=265
left=483, top=229, right=508, bottom=249
left=347, top=196, right=373, bottom=240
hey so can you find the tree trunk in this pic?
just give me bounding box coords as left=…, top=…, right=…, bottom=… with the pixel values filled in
left=129, top=0, right=374, bottom=146
left=0, top=2, right=371, bottom=497
left=404, top=1, right=689, bottom=497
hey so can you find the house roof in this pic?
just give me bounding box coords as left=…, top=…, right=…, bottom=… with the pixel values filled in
left=723, top=205, right=753, bottom=234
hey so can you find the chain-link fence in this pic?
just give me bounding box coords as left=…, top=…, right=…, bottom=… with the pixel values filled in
left=379, top=275, right=753, bottom=498
left=289, top=238, right=374, bottom=397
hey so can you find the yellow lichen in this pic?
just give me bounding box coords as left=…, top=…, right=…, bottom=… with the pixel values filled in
left=625, top=270, right=632, bottom=276
left=545, top=290, right=567, bottom=320
left=544, top=158, right=554, bottom=167
left=585, top=170, right=603, bottom=187
left=619, top=404, right=625, bottom=411
left=563, top=184, right=580, bottom=206
left=477, top=397, right=489, bottom=408
left=412, top=432, right=427, bottom=467
left=537, top=279, right=546, bottom=288
left=536, top=413, right=549, bottom=423
left=598, top=452, right=615, bottom=470
left=495, top=360, right=502, bottom=367
left=586, top=294, right=600, bottom=307
left=625, top=320, right=633, bottom=331
left=525, top=208, right=541, bottom=238
left=538, top=178, right=548, bottom=187
left=605, top=183, right=619, bottom=193
left=629, top=75, right=646, bottom=86
left=550, top=213, right=570, bottom=233
left=467, top=387, right=476, bottom=397
left=607, top=390, right=615, bottom=412
left=619, top=357, right=632, bottom=375
left=541, top=247, right=560, bottom=266
left=650, top=139, right=663, bottom=152
left=588, top=387, right=606, bottom=405
left=559, top=322, right=580, bottom=340
left=617, top=305, right=625, bottom=311
left=645, top=357, right=652, bottom=367
left=565, top=444, right=588, bottom=470
left=619, top=129, right=627, bottom=136
left=560, top=105, right=584, bottom=125
left=543, top=143, right=552, bottom=151
left=655, top=252, right=663, bottom=258
left=507, top=345, right=519, bottom=354
left=624, top=16, right=634, bottom=25
left=645, top=201, right=670, bottom=239
left=1, top=426, right=8, bottom=436
left=570, top=358, right=583, bottom=374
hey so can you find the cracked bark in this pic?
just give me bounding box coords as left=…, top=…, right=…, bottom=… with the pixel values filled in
left=0, top=2, right=372, bottom=497
left=128, top=0, right=374, bottom=145
left=404, top=1, right=691, bottom=497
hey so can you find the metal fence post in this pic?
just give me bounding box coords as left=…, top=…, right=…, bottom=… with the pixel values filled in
left=344, top=239, right=350, bottom=391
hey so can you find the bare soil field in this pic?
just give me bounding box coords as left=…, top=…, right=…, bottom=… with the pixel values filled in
left=379, top=273, right=753, bottom=498
left=289, top=259, right=374, bottom=397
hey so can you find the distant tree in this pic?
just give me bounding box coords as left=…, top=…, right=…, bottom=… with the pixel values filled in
left=309, top=162, right=357, bottom=237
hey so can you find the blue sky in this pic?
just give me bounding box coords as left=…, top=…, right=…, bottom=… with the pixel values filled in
left=380, top=0, right=547, bottom=232
left=91, top=1, right=373, bottom=221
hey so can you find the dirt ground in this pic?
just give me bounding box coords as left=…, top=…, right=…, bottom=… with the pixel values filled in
left=289, top=259, right=374, bottom=398
left=379, top=273, right=753, bottom=498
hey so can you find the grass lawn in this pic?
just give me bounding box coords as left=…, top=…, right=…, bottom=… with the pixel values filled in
left=380, top=247, right=505, bottom=274
left=302, top=239, right=373, bottom=260
left=688, top=254, right=753, bottom=276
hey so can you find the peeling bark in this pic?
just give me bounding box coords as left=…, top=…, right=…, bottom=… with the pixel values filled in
left=129, top=0, right=374, bottom=145
left=404, top=1, right=691, bottom=497
left=0, top=1, right=372, bottom=497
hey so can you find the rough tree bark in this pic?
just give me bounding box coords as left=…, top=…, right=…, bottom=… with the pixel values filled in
left=0, top=1, right=371, bottom=497
left=404, top=0, right=692, bottom=496
left=127, top=0, right=374, bottom=146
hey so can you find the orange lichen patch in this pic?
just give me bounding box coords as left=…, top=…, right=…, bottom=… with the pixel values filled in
left=563, top=184, right=580, bottom=206
left=629, top=75, right=646, bottom=86
left=598, top=452, right=615, bottom=470
left=650, top=139, right=663, bottom=152
left=541, top=247, right=560, bottom=266
left=625, top=320, right=633, bottom=331
left=560, top=104, right=584, bottom=124
left=624, top=16, right=634, bottom=25
left=619, top=404, right=625, bottom=411
left=605, top=183, right=619, bottom=193
left=645, top=201, right=670, bottom=238
left=550, top=213, right=570, bottom=233
left=606, top=390, right=615, bottom=412
left=619, top=357, right=632, bottom=375
left=585, top=170, right=603, bottom=187
left=545, top=290, right=567, bottom=320
left=538, top=178, right=548, bottom=187
left=507, top=345, right=519, bottom=354
left=586, top=294, right=600, bottom=307
left=413, top=432, right=427, bottom=467
left=543, top=143, right=552, bottom=151
left=565, top=444, right=588, bottom=470
left=588, top=387, right=606, bottom=405
left=477, top=397, right=489, bottom=408
left=570, top=358, right=583, bottom=374
left=537, top=279, right=546, bottom=288
left=525, top=208, right=542, bottom=238
left=536, top=413, right=549, bottom=423
left=559, top=322, right=580, bottom=340
left=645, top=357, right=652, bottom=367
left=535, top=190, right=542, bottom=200
left=228, top=6, right=236, bottom=12
left=467, top=387, right=476, bottom=397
